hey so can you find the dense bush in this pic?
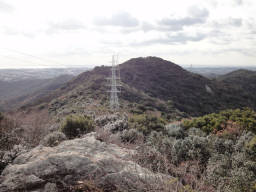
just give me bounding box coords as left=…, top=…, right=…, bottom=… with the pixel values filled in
left=206, top=136, right=235, bottom=155
left=171, top=135, right=210, bottom=164
left=206, top=149, right=256, bottom=192
left=128, top=114, right=166, bottom=135
left=203, top=131, right=256, bottom=192
left=183, top=108, right=256, bottom=135
left=234, top=131, right=254, bottom=152
left=165, top=123, right=186, bottom=139
left=206, top=153, right=232, bottom=188
left=134, top=145, right=170, bottom=174
left=124, top=110, right=256, bottom=191
left=120, top=129, right=143, bottom=143
left=61, top=115, right=95, bottom=139
left=229, top=166, right=256, bottom=192
left=146, top=131, right=175, bottom=160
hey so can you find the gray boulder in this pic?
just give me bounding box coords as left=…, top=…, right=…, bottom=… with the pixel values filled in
left=0, top=133, right=173, bottom=192
left=43, top=183, right=58, bottom=192
left=0, top=145, right=27, bottom=174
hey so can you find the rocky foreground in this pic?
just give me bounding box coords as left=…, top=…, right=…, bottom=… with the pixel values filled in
left=0, top=133, right=173, bottom=192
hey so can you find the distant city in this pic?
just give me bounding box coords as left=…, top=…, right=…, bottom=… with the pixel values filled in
left=0, top=67, right=89, bottom=82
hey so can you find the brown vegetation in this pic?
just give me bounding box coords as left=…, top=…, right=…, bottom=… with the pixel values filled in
left=0, top=109, right=52, bottom=150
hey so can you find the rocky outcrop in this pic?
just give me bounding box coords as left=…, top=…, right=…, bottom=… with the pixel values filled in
left=0, top=133, right=173, bottom=192
left=0, top=145, right=27, bottom=174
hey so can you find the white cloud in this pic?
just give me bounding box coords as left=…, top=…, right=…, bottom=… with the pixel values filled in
left=158, top=7, right=209, bottom=31
left=46, top=20, right=86, bottom=34
left=94, top=12, right=139, bottom=27
left=0, top=0, right=255, bottom=68
left=0, top=1, right=12, bottom=12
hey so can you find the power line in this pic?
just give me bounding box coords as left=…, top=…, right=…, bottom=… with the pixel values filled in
left=0, top=54, right=56, bottom=68
left=6, top=49, right=65, bottom=66
left=0, top=48, right=68, bottom=68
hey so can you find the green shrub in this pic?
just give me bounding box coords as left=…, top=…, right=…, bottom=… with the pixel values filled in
left=61, top=115, right=95, bottom=139
left=128, top=114, right=166, bottom=135
left=183, top=108, right=256, bottom=134
left=171, top=135, right=210, bottom=164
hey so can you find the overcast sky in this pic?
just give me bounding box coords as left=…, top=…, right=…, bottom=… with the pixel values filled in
left=0, top=0, right=255, bottom=68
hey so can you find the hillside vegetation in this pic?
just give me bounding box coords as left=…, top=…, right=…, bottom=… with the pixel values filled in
left=183, top=108, right=256, bottom=135
left=126, top=109, right=256, bottom=191
left=13, top=57, right=256, bottom=121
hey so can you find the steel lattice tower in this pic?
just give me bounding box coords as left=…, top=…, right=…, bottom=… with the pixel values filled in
left=108, top=55, right=121, bottom=111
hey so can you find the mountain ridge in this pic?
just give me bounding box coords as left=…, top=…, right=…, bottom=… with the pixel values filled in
left=3, top=56, right=256, bottom=118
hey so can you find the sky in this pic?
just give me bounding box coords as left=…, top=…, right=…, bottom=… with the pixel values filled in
left=0, top=0, right=255, bottom=68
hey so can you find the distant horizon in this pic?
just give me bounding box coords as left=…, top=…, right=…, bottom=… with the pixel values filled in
left=1, top=64, right=256, bottom=70
left=0, top=55, right=256, bottom=69
left=0, top=55, right=255, bottom=69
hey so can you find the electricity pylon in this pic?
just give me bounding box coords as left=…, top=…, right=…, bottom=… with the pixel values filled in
left=107, top=55, right=121, bottom=111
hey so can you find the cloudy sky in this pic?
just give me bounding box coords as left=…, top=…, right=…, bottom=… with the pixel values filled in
left=0, top=0, right=255, bottom=68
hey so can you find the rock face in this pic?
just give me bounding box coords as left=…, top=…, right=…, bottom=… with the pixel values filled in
left=0, top=145, right=27, bottom=174
left=0, top=133, right=172, bottom=192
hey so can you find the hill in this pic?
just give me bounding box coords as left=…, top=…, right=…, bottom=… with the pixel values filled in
left=120, top=57, right=219, bottom=115
left=16, top=57, right=256, bottom=118
left=217, top=69, right=256, bottom=82
left=187, top=66, right=256, bottom=79
left=216, top=69, right=256, bottom=108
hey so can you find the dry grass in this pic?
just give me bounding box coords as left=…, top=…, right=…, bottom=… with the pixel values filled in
left=0, top=114, right=21, bottom=150
left=1, top=109, right=53, bottom=149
